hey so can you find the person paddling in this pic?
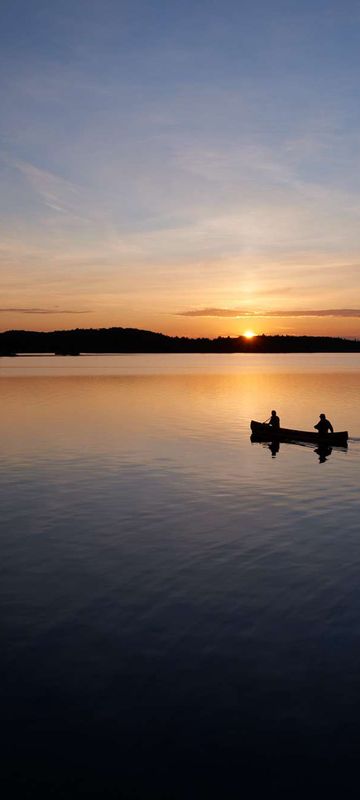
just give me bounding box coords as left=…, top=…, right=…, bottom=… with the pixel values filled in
left=314, top=413, right=333, bottom=435
left=266, top=410, right=280, bottom=430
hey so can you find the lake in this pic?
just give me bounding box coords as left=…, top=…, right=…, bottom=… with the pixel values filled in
left=2, top=353, right=360, bottom=797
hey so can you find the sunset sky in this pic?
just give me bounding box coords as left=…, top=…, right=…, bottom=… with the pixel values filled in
left=1, top=0, right=360, bottom=337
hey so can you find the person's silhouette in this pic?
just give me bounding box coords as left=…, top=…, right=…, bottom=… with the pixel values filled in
left=314, top=413, right=333, bottom=435
left=266, top=410, right=280, bottom=430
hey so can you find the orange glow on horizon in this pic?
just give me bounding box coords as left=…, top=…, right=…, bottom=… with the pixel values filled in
left=243, top=330, right=256, bottom=339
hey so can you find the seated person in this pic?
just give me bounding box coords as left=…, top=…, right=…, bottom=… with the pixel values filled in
left=314, top=413, right=333, bottom=435
left=268, top=410, right=280, bottom=430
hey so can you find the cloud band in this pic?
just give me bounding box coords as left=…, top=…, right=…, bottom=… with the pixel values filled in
left=177, top=308, right=360, bottom=318
left=0, top=308, right=91, bottom=314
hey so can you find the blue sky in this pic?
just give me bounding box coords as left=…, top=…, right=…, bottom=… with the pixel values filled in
left=1, top=0, right=360, bottom=335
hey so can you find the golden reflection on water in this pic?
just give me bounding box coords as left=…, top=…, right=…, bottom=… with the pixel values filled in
left=1, top=356, right=360, bottom=461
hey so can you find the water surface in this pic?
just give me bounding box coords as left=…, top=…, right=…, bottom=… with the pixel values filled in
left=2, top=354, right=360, bottom=796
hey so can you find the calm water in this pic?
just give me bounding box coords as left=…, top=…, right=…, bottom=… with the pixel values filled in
left=2, top=354, right=360, bottom=797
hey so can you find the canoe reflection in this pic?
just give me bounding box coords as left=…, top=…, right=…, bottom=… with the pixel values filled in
left=314, top=445, right=332, bottom=463
left=250, top=434, right=339, bottom=463
left=268, top=440, right=280, bottom=458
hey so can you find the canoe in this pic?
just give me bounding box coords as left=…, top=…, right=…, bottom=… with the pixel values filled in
left=250, top=420, right=348, bottom=447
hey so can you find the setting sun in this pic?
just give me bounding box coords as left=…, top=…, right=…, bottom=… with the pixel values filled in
left=243, top=330, right=256, bottom=339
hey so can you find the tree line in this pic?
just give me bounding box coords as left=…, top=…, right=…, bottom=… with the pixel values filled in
left=1, top=326, right=360, bottom=355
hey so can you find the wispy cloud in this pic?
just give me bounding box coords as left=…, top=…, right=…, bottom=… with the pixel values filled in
left=10, top=160, right=93, bottom=225
left=0, top=308, right=91, bottom=314
left=13, top=160, right=79, bottom=212
left=177, top=308, right=360, bottom=318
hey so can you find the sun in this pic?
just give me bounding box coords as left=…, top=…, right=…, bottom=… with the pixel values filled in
left=243, top=329, right=256, bottom=339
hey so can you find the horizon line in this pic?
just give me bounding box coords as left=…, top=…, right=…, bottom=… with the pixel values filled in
left=1, top=326, right=359, bottom=342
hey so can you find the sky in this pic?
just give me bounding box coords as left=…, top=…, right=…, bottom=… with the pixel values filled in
left=1, top=0, right=360, bottom=337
